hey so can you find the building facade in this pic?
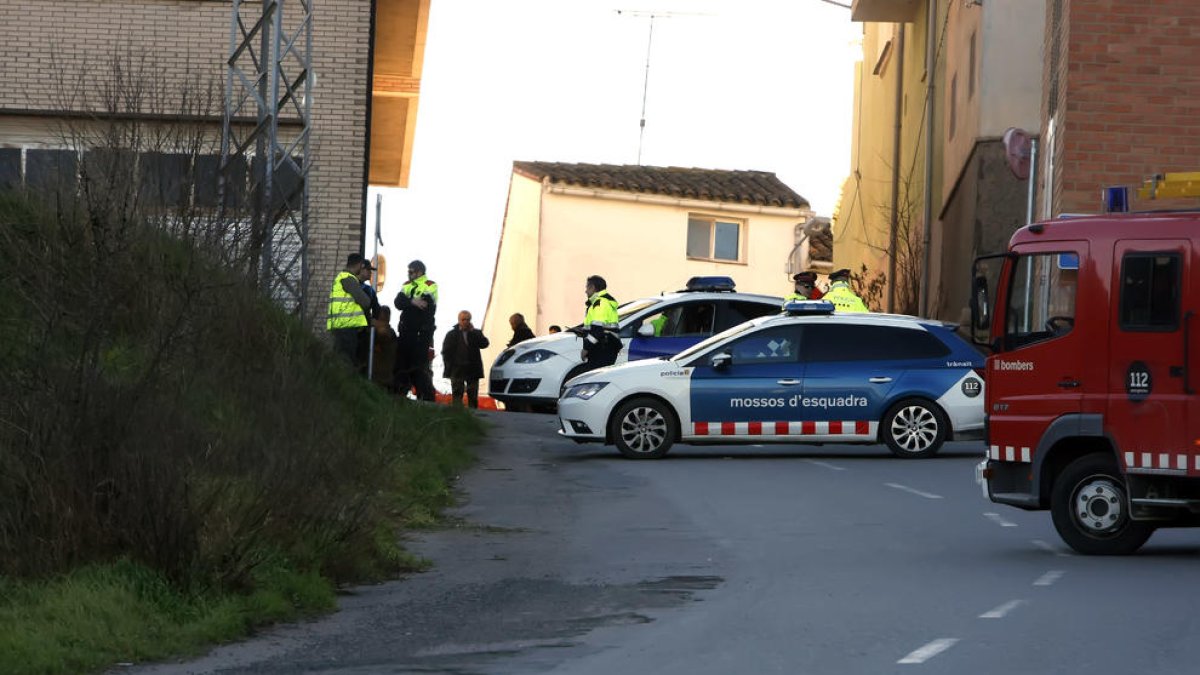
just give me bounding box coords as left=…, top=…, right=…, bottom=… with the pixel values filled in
left=0, top=0, right=428, bottom=325
left=480, top=161, right=816, bottom=372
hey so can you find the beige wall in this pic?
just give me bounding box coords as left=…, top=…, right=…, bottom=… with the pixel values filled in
left=0, top=0, right=374, bottom=328
left=481, top=175, right=810, bottom=371
left=941, top=0, right=1045, bottom=205
left=480, top=174, right=544, bottom=368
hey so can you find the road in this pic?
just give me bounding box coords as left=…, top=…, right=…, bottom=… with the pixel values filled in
left=131, top=410, right=1200, bottom=675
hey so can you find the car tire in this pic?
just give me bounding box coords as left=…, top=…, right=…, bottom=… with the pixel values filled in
left=881, top=398, right=947, bottom=458
left=610, top=397, right=677, bottom=460
left=1050, top=453, right=1154, bottom=555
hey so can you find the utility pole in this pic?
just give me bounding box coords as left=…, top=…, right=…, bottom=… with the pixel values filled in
left=616, top=10, right=709, bottom=165
left=220, top=0, right=315, bottom=319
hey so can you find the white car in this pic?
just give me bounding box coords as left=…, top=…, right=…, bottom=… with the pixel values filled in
left=488, top=277, right=783, bottom=411
left=557, top=302, right=987, bottom=459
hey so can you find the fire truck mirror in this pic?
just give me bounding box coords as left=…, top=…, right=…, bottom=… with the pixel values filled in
left=970, top=276, right=990, bottom=332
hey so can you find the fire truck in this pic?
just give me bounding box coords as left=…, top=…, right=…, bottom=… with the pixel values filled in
left=972, top=172, right=1200, bottom=555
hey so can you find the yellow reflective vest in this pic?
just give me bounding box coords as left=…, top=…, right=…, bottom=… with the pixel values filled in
left=327, top=271, right=368, bottom=330
left=823, top=282, right=869, bottom=313
left=584, top=290, right=619, bottom=346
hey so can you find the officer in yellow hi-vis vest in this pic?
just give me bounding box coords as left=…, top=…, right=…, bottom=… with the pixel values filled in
left=393, top=259, right=439, bottom=401
left=823, top=268, right=869, bottom=313
left=581, top=274, right=622, bottom=371
left=782, top=271, right=822, bottom=309
left=327, top=253, right=373, bottom=367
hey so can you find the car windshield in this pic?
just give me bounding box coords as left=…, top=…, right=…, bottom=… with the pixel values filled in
left=617, top=299, right=660, bottom=321
left=672, top=321, right=759, bottom=362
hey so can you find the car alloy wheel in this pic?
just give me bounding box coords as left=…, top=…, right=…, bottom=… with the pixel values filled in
left=882, top=398, right=947, bottom=458
left=611, top=397, right=676, bottom=459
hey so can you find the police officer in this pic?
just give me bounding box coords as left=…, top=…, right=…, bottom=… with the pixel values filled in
left=581, top=274, right=621, bottom=370
left=327, top=253, right=373, bottom=368
left=393, top=259, right=439, bottom=400
left=823, top=268, right=869, bottom=313
left=783, top=271, right=820, bottom=308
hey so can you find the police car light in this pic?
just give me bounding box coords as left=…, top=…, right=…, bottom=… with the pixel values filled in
left=684, top=276, right=736, bottom=293
left=783, top=300, right=836, bottom=315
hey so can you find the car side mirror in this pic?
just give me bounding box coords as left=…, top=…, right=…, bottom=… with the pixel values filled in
left=710, top=351, right=732, bottom=370
left=637, top=324, right=655, bottom=337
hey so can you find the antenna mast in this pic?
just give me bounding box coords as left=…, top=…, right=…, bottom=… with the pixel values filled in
left=616, top=10, right=708, bottom=165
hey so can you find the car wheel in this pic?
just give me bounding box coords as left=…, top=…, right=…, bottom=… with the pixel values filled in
left=1050, top=454, right=1153, bottom=555
left=610, top=397, right=676, bottom=459
left=881, top=398, right=947, bottom=458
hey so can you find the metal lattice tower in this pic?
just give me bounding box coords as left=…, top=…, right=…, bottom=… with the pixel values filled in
left=219, top=0, right=314, bottom=318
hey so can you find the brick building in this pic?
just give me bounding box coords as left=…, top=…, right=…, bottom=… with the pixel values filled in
left=0, top=0, right=428, bottom=325
left=1040, top=0, right=1200, bottom=217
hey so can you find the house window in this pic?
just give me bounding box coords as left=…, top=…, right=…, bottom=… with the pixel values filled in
left=968, top=32, right=976, bottom=99
left=949, top=74, right=957, bottom=141
left=687, top=216, right=742, bottom=262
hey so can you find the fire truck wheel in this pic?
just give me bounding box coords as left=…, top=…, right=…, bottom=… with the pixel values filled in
left=1051, top=454, right=1154, bottom=555
left=611, top=397, right=676, bottom=460
left=881, top=398, right=948, bottom=458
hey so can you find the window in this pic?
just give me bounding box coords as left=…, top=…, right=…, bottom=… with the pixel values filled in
left=1119, top=252, right=1180, bottom=331
left=1004, top=252, right=1078, bottom=349
left=0, top=148, right=20, bottom=191
left=968, top=32, right=976, bottom=99
left=716, top=301, right=780, bottom=331
left=687, top=216, right=743, bottom=262
left=641, top=302, right=717, bottom=338
left=728, top=326, right=801, bottom=365
left=949, top=74, right=957, bottom=141
left=803, top=324, right=949, bottom=362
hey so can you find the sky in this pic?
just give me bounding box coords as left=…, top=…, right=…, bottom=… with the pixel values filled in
left=367, top=0, right=862, bottom=343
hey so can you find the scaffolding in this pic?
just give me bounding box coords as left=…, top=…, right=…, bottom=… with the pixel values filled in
left=219, top=0, right=314, bottom=318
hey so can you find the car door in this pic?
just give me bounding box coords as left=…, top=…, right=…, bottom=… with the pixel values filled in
left=687, top=324, right=804, bottom=437
left=1106, top=241, right=1193, bottom=474
left=627, top=300, right=717, bottom=361
left=798, top=321, right=908, bottom=440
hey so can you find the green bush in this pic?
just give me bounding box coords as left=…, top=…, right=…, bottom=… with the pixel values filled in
left=0, top=187, right=481, bottom=673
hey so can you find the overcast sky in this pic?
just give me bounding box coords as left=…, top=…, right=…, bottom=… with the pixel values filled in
left=367, top=0, right=861, bottom=342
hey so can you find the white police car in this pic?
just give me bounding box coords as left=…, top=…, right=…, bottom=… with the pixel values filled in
left=557, top=301, right=986, bottom=459
left=488, top=277, right=782, bottom=411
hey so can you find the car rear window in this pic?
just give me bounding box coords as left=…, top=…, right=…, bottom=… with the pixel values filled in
left=803, top=324, right=949, bottom=362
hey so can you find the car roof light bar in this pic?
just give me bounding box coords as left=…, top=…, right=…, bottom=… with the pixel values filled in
left=683, top=276, right=736, bottom=292
left=783, top=300, right=836, bottom=315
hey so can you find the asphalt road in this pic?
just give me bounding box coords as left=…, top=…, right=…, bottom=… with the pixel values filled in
left=130, top=410, right=1200, bottom=675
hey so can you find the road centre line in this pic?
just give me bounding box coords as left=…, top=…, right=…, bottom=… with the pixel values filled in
left=984, top=512, right=1018, bottom=527
left=979, top=599, right=1026, bottom=619
left=1031, top=539, right=1073, bottom=557
left=897, top=638, right=959, bottom=664
left=1034, top=570, right=1065, bottom=586
left=804, top=459, right=846, bottom=471
left=885, top=482, right=943, bottom=499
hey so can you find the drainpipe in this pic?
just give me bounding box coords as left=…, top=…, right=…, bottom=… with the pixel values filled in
left=918, top=0, right=936, bottom=317
left=887, top=24, right=905, bottom=314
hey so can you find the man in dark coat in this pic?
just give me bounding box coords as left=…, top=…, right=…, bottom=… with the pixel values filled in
left=507, top=312, right=535, bottom=347
left=441, top=310, right=489, bottom=408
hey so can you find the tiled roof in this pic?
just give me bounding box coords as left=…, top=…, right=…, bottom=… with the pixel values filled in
left=513, top=161, right=809, bottom=209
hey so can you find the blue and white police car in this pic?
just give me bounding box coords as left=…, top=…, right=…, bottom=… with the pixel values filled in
left=489, top=277, right=782, bottom=411
left=557, top=301, right=986, bottom=459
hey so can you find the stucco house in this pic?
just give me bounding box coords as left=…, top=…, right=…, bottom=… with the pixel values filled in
left=480, top=161, right=827, bottom=371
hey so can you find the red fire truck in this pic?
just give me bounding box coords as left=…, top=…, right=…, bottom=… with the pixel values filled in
left=973, top=172, right=1200, bottom=555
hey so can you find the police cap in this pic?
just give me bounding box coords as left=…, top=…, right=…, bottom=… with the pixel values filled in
left=829, top=268, right=852, bottom=281
left=792, top=271, right=817, bottom=284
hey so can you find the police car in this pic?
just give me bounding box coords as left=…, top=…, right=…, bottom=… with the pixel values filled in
left=488, top=277, right=782, bottom=411
left=557, top=301, right=986, bottom=459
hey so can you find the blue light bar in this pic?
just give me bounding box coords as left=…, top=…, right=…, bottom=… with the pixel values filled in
left=684, top=276, right=736, bottom=292
left=783, top=300, right=836, bottom=315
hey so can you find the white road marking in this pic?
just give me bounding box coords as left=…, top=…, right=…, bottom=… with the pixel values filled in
left=804, top=459, right=846, bottom=471
left=1034, top=570, right=1065, bottom=586
left=979, top=599, right=1025, bottom=619
left=1031, top=539, right=1073, bottom=557
left=898, top=638, right=959, bottom=664
left=984, top=512, right=1018, bottom=527
left=886, top=482, right=943, bottom=499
